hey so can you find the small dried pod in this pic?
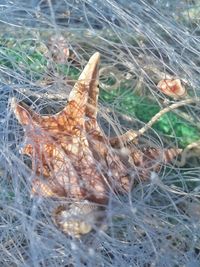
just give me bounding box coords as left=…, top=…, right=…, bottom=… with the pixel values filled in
left=47, top=35, right=70, bottom=63
left=53, top=200, right=106, bottom=238
left=157, top=79, right=187, bottom=98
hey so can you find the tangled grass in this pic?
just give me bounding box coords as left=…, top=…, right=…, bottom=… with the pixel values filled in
left=0, top=0, right=200, bottom=266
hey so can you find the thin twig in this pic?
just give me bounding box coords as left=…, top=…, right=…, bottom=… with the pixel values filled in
left=117, top=98, right=200, bottom=144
